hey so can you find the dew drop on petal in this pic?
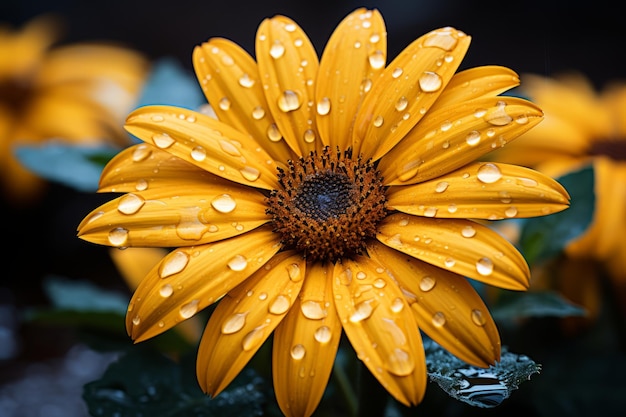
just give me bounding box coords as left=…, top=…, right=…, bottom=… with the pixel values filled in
left=287, top=263, right=302, bottom=282
left=392, top=67, right=403, bottom=78
left=108, top=227, right=128, bottom=246
left=303, top=129, right=316, bottom=143
left=222, top=312, right=247, bottom=334
left=151, top=115, right=164, bottom=122
left=278, top=90, right=301, bottom=112
left=471, top=309, right=486, bottom=326
left=314, top=326, right=332, bottom=343
left=505, top=206, right=518, bottom=218
left=390, top=297, right=404, bottom=313
left=419, top=71, right=443, bottom=92
left=386, top=348, right=414, bottom=376
left=219, top=139, right=242, bottom=156
left=424, top=28, right=459, bottom=51
left=477, top=163, right=502, bottom=183
left=132, top=144, right=152, bottom=162
left=301, top=300, right=326, bottom=319
left=132, top=316, right=140, bottom=325
left=368, top=50, right=385, bottom=69
left=349, top=299, right=374, bottom=323
left=444, top=257, right=456, bottom=268
left=395, top=96, right=409, bottom=111
left=269, top=294, right=291, bottom=315
left=517, top=177, right=538, bottom=187
left=424, top=207, right=438, bottom=217
left=160, top=251, right=190, bottom=278
left=465, top=130, right=481, bottom=146
left=432, top=311, right=446, bottom=327
left=211, top=194, right=236, bottom=213
left=219, top=97, right=231, bottom=110
left=267, top=123, right=283, bottom=142
left=290, top=344, right=306, bottom=360
left=419, top=276, right=436, bottom=292
left=240, top=166, right=261, bottom=181
left=191, top=146, right=207, bottom=161
left=435, top=181, right=449, bottom=193
left=269, top=41, right=285, bottom=58
left=238, top=73, right=255, bottom=88
left=180, top=299, right=200, bottom=319
left=159, top=284, right=173, bottom=298
left=242, top=326, right=266, bottom=351
left=461, top=225, right=476, bottom=238
left=317, top=97, right=331, bottom=115
left=373, top=115, right=384, bottom=127
left=252, top=106, right=266, bottom=120
left=227, top=254, right=248, bottom=271
left=476, top=257, right=494, bottom=276
left=117, top=193, right=145, bottom=215
left=152, top=133, right=175, bottom=149
left=485, top=101, right=513, bottom=126
left=135, top=179, right=148, bottom=191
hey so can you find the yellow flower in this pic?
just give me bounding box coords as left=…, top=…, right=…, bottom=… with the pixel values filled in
left=489, top=72, right=626, bottom=321
left=0, top=15, right=148, bottom=204
left=78, top=9, right=569, bottom=416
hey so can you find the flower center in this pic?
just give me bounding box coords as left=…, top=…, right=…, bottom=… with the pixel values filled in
left=589, top=139, right=626, bottom=161
left=266, top=146, right=387, bottom=262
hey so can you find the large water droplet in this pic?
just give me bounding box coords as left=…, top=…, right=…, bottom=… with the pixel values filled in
left=267, top=123, right=282, bottom=142
left=395, top=96, right=409, bottom=111
left=477, top=163, right=502, bottom=183
left=465, top=130, right=481, bottom=146
left=301, top=300, right=326, bottom=319
left=476, top=257, right=494, bottom=276
left=290, top=344, right=306, bottom=360
left=132, top=144, right=152, bottom=162
left=211, top=194, right=236, bottom=213
left=278, top=90, right=301, bottom=112
left=191, top=146, right=207, bottom=161
left=350, top=299, right=374, bottom=323
left=219, top=97, right=231, bottom=111
left=108, top=227, right=129, bottom=246
left=386, top=348, right=414, bottom=376
left=252, top=106, right=266, bottom=120
left=432, top=311, right=446, bottom=327
left=435, top=181, right=449, bottom=193
left=160, top=251, right=190, bottom=278
left=152, top=133, right=175, bottom=149
left=269, top=295, right=291, bottom=314
left=240, top=166, right=261, bottom=181
left=317, top=97, right=331, bottom=115
left=222, top=312, right=247, bottom=334
left=269, top=41, right=285, bottom=59
left=159, top=284, right=173, bottom=298
left=461, top=225, right=476, bottom=238
left=219, top=139, right=242, bottom=157
left=419, top=71, right=443, bottom=92
left=238, top=73, right=255, bottom=88
left=242, top=326, right=266, bottom=351
left=117, top=193, right=145, bottom=215
left=180, top=299, right=200, bottom=319
left=368, top=50, right=385, bottom=69
left=424, top=28, right=459, bottom=51
left=485, top=101, right=513, bottom=126
left=419, top=276, right=436, bottom=292
left=314, top=326, right=332, bottom=343
left=227, top=254, right=248, bottom=271
left=287, top=263, right=302, bottom=281
left=471, top=309, right=486, bottom=326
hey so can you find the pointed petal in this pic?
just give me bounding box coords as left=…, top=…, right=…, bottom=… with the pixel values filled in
left=333, top=257, right=427, bottom=406
left=197, top=251, right=306, bottom=396
left=386, top=162, right=570, bottom=219
left=124, top=105, right=280, bottom=190
left=256, top=15, right=321, bottom=156
left=355, top=27, right=471, bottom=161
left=78, top=179, right=269, bottom=247
left=368, top=242, right=500, bottom=367
left=316, top=8, right=386, bottom=150
left=379, top=96, right=543, bottom=185
left=273, top=262, right=341, bottom=417
left=125, top=225, right=281, bottom=341
left=429, top=66, right=521, bottom=111
left=377, top=213, right=530, bottom=290
left=193, top=38, right=294, bottom=163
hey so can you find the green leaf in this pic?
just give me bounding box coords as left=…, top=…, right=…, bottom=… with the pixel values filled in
left=425, top=338, right=540, bottom=408
left=14, top=142, right=117, bottom=191
left=490, top=290, right=587, bottom=322
left=519, top=165, right=595, bottom=265
left=83, top=348, right=270, bottom=417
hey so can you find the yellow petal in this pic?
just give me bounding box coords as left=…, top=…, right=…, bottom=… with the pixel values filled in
left=272, top=262, right=341, bottom=417
left=125, top=224, right=281, bottom=341
left=367, top=242, right=500, bottom=367
left=124, top=105, right=280, bottom=190
left=197, top=251, right=306, bottom=396
left=386, top=161, right=570, bottom=219
left=315, top=8, right=386, bottom=151
left=78, top=180, right=269, bottom=247
left=192, top=38, right=294, bottom=163
left=377, top=213, right=530, bottom=290
left=429, top=65, right=520, bottom=111
left=380, top=96, right=543, bottom=185
left=256, top=15, right=320, bottom=156
left=332, top=257, right=426, bottom=406
left=355, top=27, right=471, bottom=161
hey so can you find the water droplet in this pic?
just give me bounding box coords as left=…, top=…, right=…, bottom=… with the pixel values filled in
left=242, top=326, right=266, bottom=351
left=471, top=309, right=486, bottom=326
left=211, top=194, right=236, bottom=213
left=440, top=120, right=452, bottom=132
left=222, top=312, right=248, bottom=334
left=135, top=179, right=148, bottom=191
left=132, top=145, right=152, bottom=162
left=350, top=299, right=374, bottom=322
left=368, top=50, right=385, bottom=69
left=240, top=166, right=261, bottom=181
left=180, top=299, right=200, bottom=319
left=219, top=97, right=231, bottom=111
left=152, top=133, right=175, bottom=149
left=287, top=263, right=302, bottom=281
left=317, top=97, right=331, bottom=115
left=269, top=295, right=291, bottom=314
left=278, top=90, right=301, bottom=112
left=151, top=115, right=164, bottom=122
left=373, top=278, right=386, bottom=288
left=117, top=193, right=145, bottom=215
left=485, top=101, right=513, bottom=126
left=160, top=251, right=189, bottom=278
left=395, top=96, right=408, bottom=111
left=290, top=344, right=306, bottom=360
left=392, top=67, right=403, bottom=78
left=424, top=207, right=438, bottom=217
left=267, top=123, right=282, bottom=142
left=424, top=28, right=459, bottom=51
left=373, top=115, right=384, bottom=127
left=386, top=348, right=414, bottom=376
left=314, top=326, right=332, bottom=343
left=504, top=206, right=518, bottom=218
left=432, top=311, right=446, bottom=327
left=361, top=78, right=373, bottom=93
left=227, top=254, right=248, bottom=271
left=390, top=297, right=404, bottom=313
left=477, top=163, right=502, bottom=183
left=252, top=106, right=265, bottom=120
left=303, top=129, right=316, bottom=143
left=444, top=257, right=456, bottom=268
left=474, top=108, right=487, bottom=118
left=108, top=227, right=128, bottom=246
left=238, top=73, right=255, bottom=88
left=219, top=139, right=242, bottom=156
left=270, top=41, right=285, bottom=58
left=476, top=257, right=494, bottom=276
left=458, top=226, right=476, bottom=239
left=301, top=300, right=326, bottom=319
left=435, top=181, right=449, bottom=193
left=465, top=130, right=481, bottom=146
left=419, top=71, right=443, bottom=92
left=189, top=146, right=206, bottom=161
left=515, top=114, right=529, bottom=124
left=356, top=271, right=367, bottom=280
left=448, top=204, right=457, bottom=213
left=132, top=316, right=140, bottom=325
left=517, top=177, right=538, bottom=187
left=419, top=276, right=436, bottom=292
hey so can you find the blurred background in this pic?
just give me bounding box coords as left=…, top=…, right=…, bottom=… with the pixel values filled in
left=1, top=1, right=624, bottom=416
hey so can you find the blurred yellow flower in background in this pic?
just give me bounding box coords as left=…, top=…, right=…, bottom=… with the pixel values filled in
left=0, top=15, right=149, bottom=204
left=78, top=8, right=569, bottom=417
left=490, top=73, right=626, bottom=323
